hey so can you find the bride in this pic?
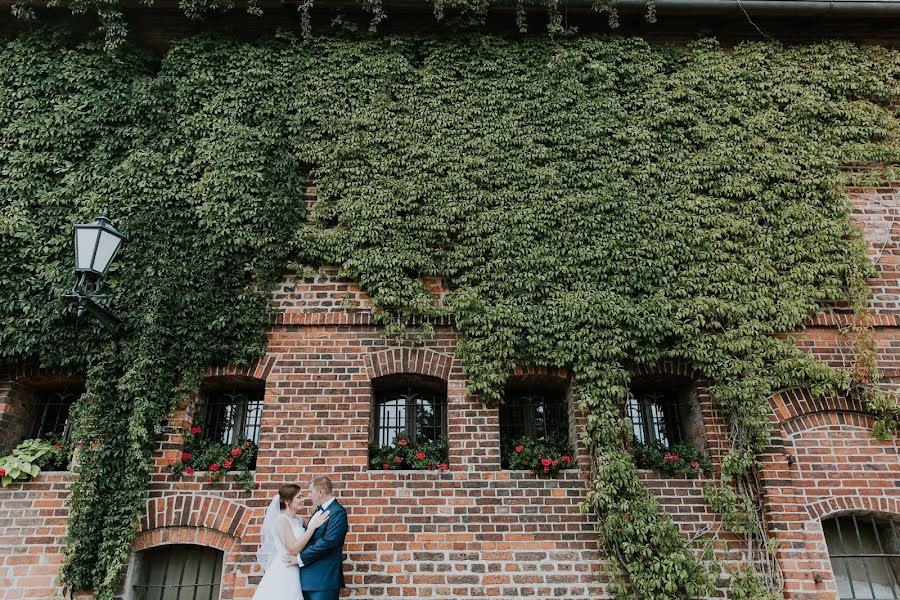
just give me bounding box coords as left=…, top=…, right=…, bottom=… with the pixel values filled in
left=254, top=483, right=330, bottom=600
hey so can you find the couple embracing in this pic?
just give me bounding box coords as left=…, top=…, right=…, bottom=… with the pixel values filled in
left=254, top=475, right=348, bottom=600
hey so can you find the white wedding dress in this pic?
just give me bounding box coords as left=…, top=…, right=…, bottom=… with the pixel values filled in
left=253, top=512, right=304, bottom=600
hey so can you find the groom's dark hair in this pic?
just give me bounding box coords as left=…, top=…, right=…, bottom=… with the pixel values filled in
left=310, top=475, right=333, bottom=494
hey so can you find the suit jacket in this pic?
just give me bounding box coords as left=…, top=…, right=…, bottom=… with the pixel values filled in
left=299, top=499, right=348, bottom=591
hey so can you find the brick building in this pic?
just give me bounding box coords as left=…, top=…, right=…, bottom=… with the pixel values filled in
left=0, top=8, right=898, bottom=600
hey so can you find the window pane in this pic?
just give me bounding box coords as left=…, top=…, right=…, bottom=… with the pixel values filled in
left=374, top=383, right=447, bottom=446
left=823, top=515, right=900, bottom=600
left=500, top=388, right=567, bottom=442
left=627, top=395, right=645, bottom=443
left=627, top=387, right=685, bottom=447
left=378, top=397, right=406, bottom=445
left=31, top=389, right=82, bottom=440
left=201, top=388, right=263, bottom=446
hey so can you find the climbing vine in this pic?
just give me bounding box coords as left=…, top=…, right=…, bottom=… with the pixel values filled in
left=1, top=29, right=898, bottom=599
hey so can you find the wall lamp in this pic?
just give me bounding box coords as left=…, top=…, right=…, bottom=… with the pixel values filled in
left=63, top=213, right=126, bottom=334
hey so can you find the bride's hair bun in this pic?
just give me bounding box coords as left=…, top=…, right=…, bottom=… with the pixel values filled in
left=278, top=484, right=302, bottom=509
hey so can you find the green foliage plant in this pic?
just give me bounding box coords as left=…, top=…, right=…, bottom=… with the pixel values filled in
left=368, top=435, right=450, bottom=470
left=501, top=434, right=576, bottom=476
left=0, top=438, right=68, bottom=486
left=1, top=30, right=898, bottom=599
left=169, top=428, right=259, bottom=492
left=631, top=441, right=710, bottom=477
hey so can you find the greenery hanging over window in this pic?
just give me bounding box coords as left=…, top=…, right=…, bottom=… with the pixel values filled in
left=0, top=29, right=898, bottom=599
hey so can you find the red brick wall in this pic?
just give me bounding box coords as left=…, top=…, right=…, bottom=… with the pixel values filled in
left=0, top=184, right=897, bottom=599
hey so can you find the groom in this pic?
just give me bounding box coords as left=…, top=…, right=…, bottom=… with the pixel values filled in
left=296, top=475, right=348, bottom=600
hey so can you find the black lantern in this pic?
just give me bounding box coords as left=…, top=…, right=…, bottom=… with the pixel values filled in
left=64, top=213, right=126, bottom=334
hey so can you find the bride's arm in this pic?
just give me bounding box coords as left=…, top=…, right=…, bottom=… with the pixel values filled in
left=280, top=513, right=329, bottom=555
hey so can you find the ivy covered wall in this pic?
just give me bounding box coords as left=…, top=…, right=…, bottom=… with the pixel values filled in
left=0, top=29, right=898, bottom=598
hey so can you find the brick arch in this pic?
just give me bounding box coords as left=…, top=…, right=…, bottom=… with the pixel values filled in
left=509, top=365, right=570, bottom=382
left=805, top=494, right=900, bottom=521
left=364, top=348, right=453, bottom=381
left=630, top=359, right=698, bottom=379
left=782, top=410, right=878, bottom=436
left=3, top=361, right=83, bottom=387
left=139, top=495, right=252, bottom=543
left=769, top=388, right=869, bottom=428
left=133, top=525, right=238, bottom=554
left=204, top=355, right=276, bottom=383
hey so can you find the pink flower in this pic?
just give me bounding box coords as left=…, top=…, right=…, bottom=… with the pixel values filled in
left=244, top=440, right=252, bottom=447
left=223, top=458, right=234, bottom=469
left=394, top=457, right=402, bottom=463
left=415, top=452, right=426, bottom=460
left=184, top=467, right=194, bottom=475
left=231, top=448, right=241, bottom=457
left=541, top=458, right=551, bottom=467
left=690, top=461, right=700, bottom=468
left=397, top=439, right=408, bottom=446
left=663, top=454, right=680, bottom=461
left=384, top=463, right=392, bottom=469
left=515, top=445, right=524, bottom=453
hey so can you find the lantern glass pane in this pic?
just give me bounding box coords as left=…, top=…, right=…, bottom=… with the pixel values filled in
left=75, top=228, right=98, bottom=271
left=92, top=229, right=121, bottom=274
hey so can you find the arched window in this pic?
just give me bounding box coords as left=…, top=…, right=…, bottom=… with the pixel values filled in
left=194, top=378, right=264, bottom=468
left=372, top=374, right=447, bottom=447
left=823, top=514, right=900, bottom=599
left=30, top=383, right=84, bottom=443
left=627, top=375, right=696, bottom=447
left=129, top=545, right=223, bottom=600
left=498, top=374, right=573, bottom=471
left=500, top=384, right=568, bottom=442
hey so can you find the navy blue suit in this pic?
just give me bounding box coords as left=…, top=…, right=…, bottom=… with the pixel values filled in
left=299, top=499, right=348, bottom=600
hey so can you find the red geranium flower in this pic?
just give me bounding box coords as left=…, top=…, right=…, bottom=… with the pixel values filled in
left=562, top=455, right=571, bottom=463
left=0, top=468, right=6, bottom=477
left=515, top=445, right=524, bottom=453
left=53, top=443, right=62, bottom=449
left=181, top=452, right=192, bottom=462
left=255, top=482, right=261, bottom=489
left=231, top=448, right=241, bottom=457
left=394, top=456, right=402, bottom=463
left=541, top=458, right=551, bottom=467
left=663, top=454, right=680, bottom=461
left=397, top=439, right=408, bottom=446
left=690, top=461, right=700, bottom=468
left=223, top=458, right=234, bottom=469
left=384, top=463, right=392, bottom=469
left=184, top=467, right=194, bottom=475
left=415, top=452, right=426, bottom=460
left=438, top=463, right=449, bottom=471
left=209, top=463, right=220, bottom=472
left=244, top=440, right=252, bottom=447
left=190, top=426, right=202, bottom=435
